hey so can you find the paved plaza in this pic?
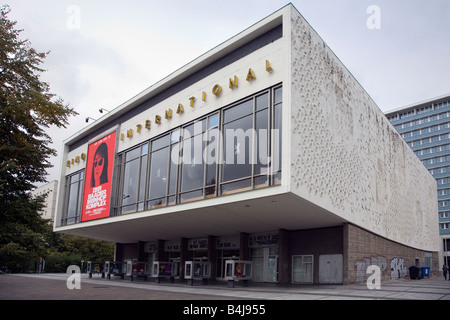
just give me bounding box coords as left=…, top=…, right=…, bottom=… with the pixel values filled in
left=1, top=273, right=449, bottom=300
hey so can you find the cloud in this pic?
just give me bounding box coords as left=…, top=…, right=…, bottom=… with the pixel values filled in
left=6, top=0, right=450, bottom=185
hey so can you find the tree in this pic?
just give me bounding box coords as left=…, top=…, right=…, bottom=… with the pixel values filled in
left=41, top=228, right=114, bottom=273
left=0, top=5, right=78, bottom=271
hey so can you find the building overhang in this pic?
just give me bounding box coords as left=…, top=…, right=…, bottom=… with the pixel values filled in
left=54, top=189, right=345, bottom=243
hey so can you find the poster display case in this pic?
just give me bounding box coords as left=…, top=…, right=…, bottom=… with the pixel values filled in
left=87, top=261, right=105, bottom=278
left=184, top=260, right=211, bottom=285
left=125, top=260, right=150, bottom=281
left=224, top=260, right=252, bottom=287
left=104, top=261, right=127, bottom=279
left=152, top=261, right=179, bottom=282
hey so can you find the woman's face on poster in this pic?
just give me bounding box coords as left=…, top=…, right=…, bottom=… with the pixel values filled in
left=93, top=153, right=105, bottom=183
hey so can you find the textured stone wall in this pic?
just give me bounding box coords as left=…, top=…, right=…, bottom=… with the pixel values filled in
left=289, top=7, right=439, bottom=252
left=344, top=224, right=440, bottom=283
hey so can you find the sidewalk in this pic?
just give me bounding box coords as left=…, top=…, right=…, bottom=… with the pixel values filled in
left=1, top=273, right=449, bottom=300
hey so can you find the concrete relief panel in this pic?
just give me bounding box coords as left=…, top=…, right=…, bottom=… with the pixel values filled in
left=288, top=7, right=439, bottom=252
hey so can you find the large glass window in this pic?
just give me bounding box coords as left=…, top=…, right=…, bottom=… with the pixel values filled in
left=168, top=130, right=180, bottom=204
left=254, top=93, right=269, bottom=187
left=180, top=120, right=206, bottom=202
left=179, top=113, right=220, bottom=203
left=222, top=99, right=253, bottom=193
left=63, top=170, right=84, bottom=225
left=220, top=87, right=281, bottom=195
left=148, top=134, right=170, bottom=208
left=120, top=144, right=148, bottom=214
left=273, top=86, right=282, bottom=184
left=205, top=113, right=219, bottom=197
left=111, top=84, right=282, bottom=217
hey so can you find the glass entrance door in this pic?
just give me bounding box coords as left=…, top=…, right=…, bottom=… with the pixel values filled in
left=216, top=250, right=239, bottom=279
left=251, top=247, right=278, bottom=282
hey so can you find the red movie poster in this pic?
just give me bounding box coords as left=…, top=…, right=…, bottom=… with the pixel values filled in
left=81, top=131, right=116, bottom=222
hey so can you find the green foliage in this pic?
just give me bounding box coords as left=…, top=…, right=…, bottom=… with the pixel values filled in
left=41, top=223, right=114, bottom=273
left=0, top=5, right=77, bottom=194
left=0, top=5, right=82, bottom=272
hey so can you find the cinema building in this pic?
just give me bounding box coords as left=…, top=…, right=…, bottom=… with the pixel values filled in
left=54, top=4, right=441, bottom=284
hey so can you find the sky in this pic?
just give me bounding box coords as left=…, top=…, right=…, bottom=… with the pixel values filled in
left=5, top=0, right=450, bottom=186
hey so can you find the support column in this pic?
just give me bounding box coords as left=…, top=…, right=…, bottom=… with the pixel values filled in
left=240, top=233, right=250, bottom=260
left=156, top=239, right=165, bottom=261
left=208, top=235, right=217, bottom=280
left=115, top=243, right=123, bottom=262
left=342, top=223, right=349, bottom=285
left=180, top=237, right=189, bottom=281
left=278, top=229, right=290, bottom=284
left=138, top=241, right=145, bottom=261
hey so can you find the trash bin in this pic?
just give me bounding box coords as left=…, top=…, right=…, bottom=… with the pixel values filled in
left=421, top=266, right=430, bottom=278
left=409, top=266, right=419, bottom=279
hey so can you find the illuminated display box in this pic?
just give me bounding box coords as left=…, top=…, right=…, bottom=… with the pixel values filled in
left=225, top=260, right=252, bottom=287
left=152, top=261, right=180, bottom=283
left=87, top=261, right=105, bottom=278
left=184, top=260, right=211, bottom=286
left=104, top=261, right=127, bottom=279
left=125, top=260, right=150, bottom=281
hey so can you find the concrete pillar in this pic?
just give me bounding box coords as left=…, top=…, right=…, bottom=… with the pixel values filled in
left=208, top=235, right=217, bottom=280
left=342, top=223, right=349, bottom=285
left=240, top=233, right=250, bottom=260
left=278, top=229, right=290, bottom=284
left=180, top=237, right=189, bottom=281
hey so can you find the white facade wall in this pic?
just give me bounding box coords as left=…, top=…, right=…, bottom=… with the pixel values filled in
left=31, top=180, right=58, bottom=220
left=55, top=8, right=290, bottom=235
left=55, top=4, right=439, bottom=254
left=288, top=6, right=439, bottom=252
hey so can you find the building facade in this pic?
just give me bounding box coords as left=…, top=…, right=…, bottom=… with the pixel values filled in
left=54, top=4, right=440, bottom=284
left=386, top=94, right=450, bottom=265
left=31, top=180, right=58, bottom=221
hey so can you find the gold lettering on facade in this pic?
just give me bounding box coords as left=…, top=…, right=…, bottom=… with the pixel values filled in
left=189, top=97, right=196, bottom=107
left=229, top=76, right=238, bottom=89
left=212, top=84, right=222, bottom=96
left=246, top=68, right=256, bottom=81
left=75, top=155, right=80, bottom=163
left=81, top=153, right=86, bottom=161
left=115, top=60, right=275, bottom=146
left=265, top=60, right=273, bottom=72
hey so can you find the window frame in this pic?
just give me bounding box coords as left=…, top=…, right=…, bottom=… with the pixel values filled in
left=111, top=84, right=282, bottom=217
left=62, top=170, right=85, bottom=225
